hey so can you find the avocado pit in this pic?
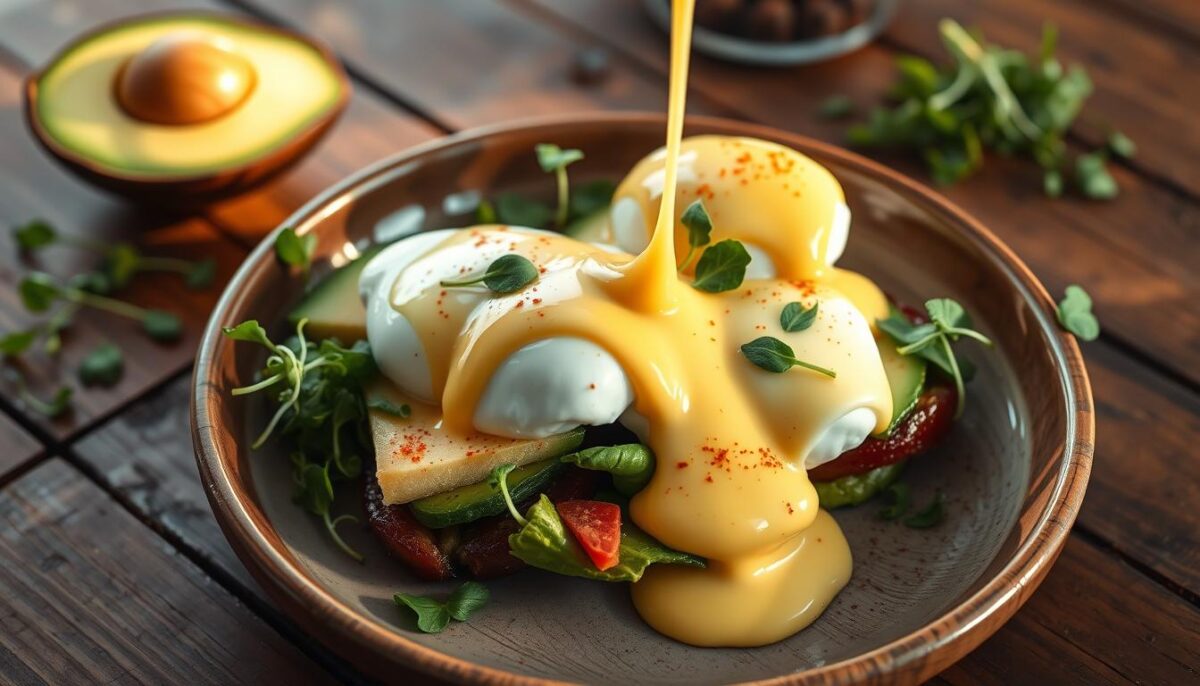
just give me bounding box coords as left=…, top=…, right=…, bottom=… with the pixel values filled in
left=115, top=33, right=257, bottom=126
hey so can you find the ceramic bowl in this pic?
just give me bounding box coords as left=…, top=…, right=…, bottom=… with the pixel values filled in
left=192, top=114, right=1093, bottom=685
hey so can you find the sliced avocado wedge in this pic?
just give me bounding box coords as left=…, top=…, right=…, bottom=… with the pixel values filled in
left=289, top=246, right=380, bottom=341
left=410, top=458, right=566, bottom=528
left=878, top=335, right=926, bottom=435
left=368, top=381, right=586, bottom=505
left=813, top=461, right=906, bottom=509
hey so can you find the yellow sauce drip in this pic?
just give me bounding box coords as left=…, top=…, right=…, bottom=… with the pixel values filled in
left=382, top=0, right=894, bottom=646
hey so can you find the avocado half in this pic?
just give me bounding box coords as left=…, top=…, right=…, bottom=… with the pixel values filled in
left=24, top=12, right=350, bottom=203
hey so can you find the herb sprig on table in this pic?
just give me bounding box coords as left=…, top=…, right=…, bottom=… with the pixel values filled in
left=394, top=582, right=490, bottom=633
left=223, top=318, right=376, bottom=561
left=844, top=19, right=1131, bottom=199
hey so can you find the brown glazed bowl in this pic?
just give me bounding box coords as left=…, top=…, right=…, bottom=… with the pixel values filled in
left=24, top=12, right=350, bottom=206
left=192, top=114, right=1093, bottom=685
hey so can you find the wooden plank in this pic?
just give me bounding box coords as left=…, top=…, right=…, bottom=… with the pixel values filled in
left=884, top=0, right=1200, bottom=198
left=76, top=376, right=1200, bottom=683
left=516, top=0, right=1200, bottom=386
left=0, top=412, right=41, bottom=479
left=1103, top=0, right=1200, bottom=43
left=231, top=0, right=731, bottom=128
left=943, top=536, right=1200, bottom=685
left=0, top=64, right=248, bottom=440
left=0, top=0, right=441, bottom=247
left=0, top=458, right=336, bottom=685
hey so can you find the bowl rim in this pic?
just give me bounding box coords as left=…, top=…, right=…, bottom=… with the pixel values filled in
left=191, top=112, right=1094, bottom=685
left=23, top=9, right=351, bottom=185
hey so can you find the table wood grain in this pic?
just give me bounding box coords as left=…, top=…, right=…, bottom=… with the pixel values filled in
left=0, top=0, right=1196, bottom=684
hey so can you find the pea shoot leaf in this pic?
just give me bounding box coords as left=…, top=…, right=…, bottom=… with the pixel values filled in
left=535, top=144, right=584, bottom=172
left=441, top=254, right=539, bottom=294
left=780, top=301, right=819, bottom=332
left=903, top=491, right=946, bottom=528
left=78, top=343, right=124, bottom=387
left=275, top=228, right=317, bottom=274
left=1056, top=285, right=1100, bottom=341
left=368, top=398, right=411, bottom=417
left=740, top=336, right=836, bottom=378
left=692, top=239, right=750, bottom=293
left=13, top=219, right=57, bottom=251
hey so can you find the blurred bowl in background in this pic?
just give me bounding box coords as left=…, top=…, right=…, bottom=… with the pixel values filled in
left=642, top=0, right=899, bottom=65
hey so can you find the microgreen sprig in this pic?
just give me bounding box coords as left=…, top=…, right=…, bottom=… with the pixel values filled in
left=877, top=298, right=992, bottom=417
left=440, top=254, right=539, bottom=294
left=19, top=272, right=182, bottom=342
left=274, top=227, right=316, bottom=276
left=536, top=144, right=584, bottom=229
left=489, top=463, right=527, bottom=527
left=677, top=199, right=713, bottom=272
left=394, top=582, right=490, bottom=634
left=1056, top=285, right=1100, bottom=341
left=740, top=336, right=836, bottom=378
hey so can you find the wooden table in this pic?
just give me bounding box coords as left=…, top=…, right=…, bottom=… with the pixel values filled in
left=0, top=1, right=1196, bottom=683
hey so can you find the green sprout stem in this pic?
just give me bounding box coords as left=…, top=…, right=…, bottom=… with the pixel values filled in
left=554, top=166, right=570, bottom=229
left=786, top=357, right=837, bottom=379
left=496, top=469, right=528, bottom=527
left=136, top=256, right=195, bottom=275
left=939, top=20, right=1042, bottom=142
left=439, top=275, right=487, bottom=288
left=677, top=245, right=698, bottom=273
left=324, top=513, right=365, bottom=563
left=63, top=287, right=151, bottom=321
left=941, top=336, right=967, bottom=418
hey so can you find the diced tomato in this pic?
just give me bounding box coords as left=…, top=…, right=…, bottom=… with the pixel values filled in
left=807, top=385, right=957, bottom=482
left=556, top=500, right=622, bottom=571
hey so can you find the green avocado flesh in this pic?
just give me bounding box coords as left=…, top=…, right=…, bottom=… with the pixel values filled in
left=879, top=335, right=926, bottom=435
left=289, top=247, right=380, bottom=342
left=410, top=459, right=566, bottom=528
left=814, top=462, right=906, bottom=509
left=34, top=15, right=344, bottom=177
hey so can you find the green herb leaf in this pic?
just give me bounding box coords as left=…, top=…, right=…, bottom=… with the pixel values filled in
left=535, top=143, right=583, bottom=172
left=692, top=239, right=750, bottom=293
left=475, top=198, right=498, bottom=224
left=222, top=320, right=273, bottom=347
left=275, top=228, right=317, bottom=274
left=186, top=258, right=217, bottom=289
left=926, top=298, right=966, bottom=329
left=1043, top=169, right=1064, bottom=198
left=681, top=199, right=713, bottom=250
left=561, top=443, right=655, bottom=496
left=294, top=461, right=334, bottom=517
left=104, top=244, right=141, bottom=288
left=142, top=310, right=182, bottom=342
left=780, top=301, right=819, bottom=332
left=368, top=398, right=411, bottom=417
left=819, top=94, right=855, bottom=119
left=1107, top=131, right=1136, bottom=159
left=13, top=219, right=57, bottom=251
left=1056, top=284, right=1100, bottom=341
left=78, top=343, right=124, bottom=387
left=569, top=179, right=615, bottom=219
left=441, top=254, right=539, bottom=294
left=0, top=330, right=37, bottom=356
left=878, top=300, right=991, bottom=417
left=740, top=336, right=836, bottom=378
left=393, top=593, right=451, bottom=634
left=445, top=581, right=490, bottom=622
left=19, top=273, right=61, bottom=312
left=21, top=385, right=73, bottom=418
left=878, top=482, right=911, bottom=520
left=494, top=193, right=554, bottom=228
left=903, top=491, right=946, bottom=528
left=1075, top=151, right=1118, bottom=200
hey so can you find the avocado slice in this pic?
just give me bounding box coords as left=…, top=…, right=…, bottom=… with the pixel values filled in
left=878, top=335, right=926, bottom=435
left=368, top=381, right=586, bottom=505
left=410, top=458, right=566, bottom=528
left=813, top=462, right=906, bottom=509
left=27, top=14, right=348, bottom=199
left=289, top=246, right=380, bottom=342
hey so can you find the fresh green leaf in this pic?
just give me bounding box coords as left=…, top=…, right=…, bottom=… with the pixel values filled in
left=441, top=254, right=539, bottom=294
left=104, top=244, right=141, bottom=288
left=681, top=199, right=713, bottom=250
left=275, top=228, right=317, bottom=273
left=19, top=273, right=61, bottom=312
left=445, top=581, right=490, bottom=622
left=903, top=491, right=946, bottom=528
left=222, top=320, right=273, bottom=347
left=69, top=271, right=112, bottom=295
left=1043, top=169, right=1064, bottom=198
left=535, top=144, right=584, bottom=172
left=186, top=258, right=217, bottom=289
left=1107, top=131, right=1136, bottom=159
left=20, top=384, right=73, bottom=418
left=475, top=198, right=498, bottom=224
left=294, top=461, right=334, bottom=516
left=368, top=398, right=411, bottom=417
left=507, top=495, right=703, bottom=582
left=926, top=298, right=966, bottom=329
left=0, top=330, right=37, bottom=356
left=878, top=482, right=911, bottom=520
left=740, top=336, right=836, bottom=378
left=819, top=94, right=855, bottom=119
left=142, top=310, right=182, bottom=342
left=1056, top=284, right=1100, bottom=341
left=780, top=301, right=818, bottom=332
left=78, top=343, right=123, bottom=387
left=1075, top=151, right=1117, bottom=200
left=561, top=444, right=655, bottom=496
left=494, top=193, right=554, bottom=228
left=393, top=593, right=451, bottom=633
left=879, top=300, right=990, bottom=417
left=13, top=219, right=57, bottom=251
left=691, top=239, right=750, bottom=293
left=568, top=180, right=615, bottom=219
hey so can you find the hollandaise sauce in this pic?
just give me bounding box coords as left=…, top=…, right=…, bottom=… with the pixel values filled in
left=376, top=0, right=895, bottom=647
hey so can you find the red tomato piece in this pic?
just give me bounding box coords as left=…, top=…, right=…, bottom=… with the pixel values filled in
left=807, top=385, right=958, bottom=482
left=556, top=500, right=622, bottom=571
